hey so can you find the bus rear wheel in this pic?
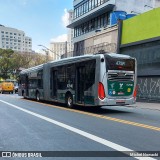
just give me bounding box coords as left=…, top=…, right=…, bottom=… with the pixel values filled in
left=66, top=94, right=73, bottom=108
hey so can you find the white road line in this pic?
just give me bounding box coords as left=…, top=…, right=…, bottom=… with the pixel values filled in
left=0, top=100, right=156, bottom=160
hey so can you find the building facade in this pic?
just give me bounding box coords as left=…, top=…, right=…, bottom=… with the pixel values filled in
left=50, top=42, right=67, bottom=60
left=67, top=10, right=74, bottom=57
left=0, top=25, right=32, bottom=52
left=68, top=0, right=160, bottom=56
left=119, top=7, right=160, bottom=101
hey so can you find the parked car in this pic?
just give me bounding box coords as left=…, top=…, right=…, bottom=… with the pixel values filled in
left=0, top=82, right=14, bottom=94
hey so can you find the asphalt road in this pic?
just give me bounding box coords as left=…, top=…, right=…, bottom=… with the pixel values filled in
left=0, top=94, right=160, bottom=160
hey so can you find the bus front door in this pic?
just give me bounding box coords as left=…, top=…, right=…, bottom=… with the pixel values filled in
left=77, top=67, right=85, bottom=104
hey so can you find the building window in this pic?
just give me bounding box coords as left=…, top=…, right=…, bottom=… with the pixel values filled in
left=91, top=0, right=95, bottom=9
left=100, top=0, right=104, bottom=5
left=73, top=11, right=111, bottom=37
left=95, top=0, right=98, bottom=7
left=89, top=0, right=92, bottom=10
left=86, top=1, right=89, bottom=12
left=74, top=0, right=109, bottom=19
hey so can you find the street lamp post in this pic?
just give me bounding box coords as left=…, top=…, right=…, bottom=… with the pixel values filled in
left=38, top=44, right=61, bottom=60
left=42, top=49, right=49, bottom=62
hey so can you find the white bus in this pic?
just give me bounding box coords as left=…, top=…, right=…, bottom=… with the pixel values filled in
left=18, top=53, right=137, bottom=108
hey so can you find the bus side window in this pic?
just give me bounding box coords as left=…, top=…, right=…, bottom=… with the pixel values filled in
left=37, top=70, right=43, bottom=89
left=66, top=64, right=75, bottom=90
left=57, top=66, right=66, bottom=90
left=85, top=60, right=96, bottom=91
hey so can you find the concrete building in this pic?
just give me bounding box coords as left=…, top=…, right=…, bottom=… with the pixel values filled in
left=67, top=10, right=74, bottom=57
left=0, top=24, right=32, bottom=52
left=50, top=42, right=67, bottom=60
left=68, top=0, right=160, bottom=56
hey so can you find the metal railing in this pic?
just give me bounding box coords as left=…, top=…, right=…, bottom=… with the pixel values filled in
left=61, top=42, right=117, bottom=58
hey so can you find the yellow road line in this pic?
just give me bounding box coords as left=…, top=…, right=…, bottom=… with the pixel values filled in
left=22, top=99, right=160, bottom=132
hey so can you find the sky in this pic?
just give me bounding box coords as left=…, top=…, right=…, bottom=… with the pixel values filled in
left=0, top=0, right=73, bottom=52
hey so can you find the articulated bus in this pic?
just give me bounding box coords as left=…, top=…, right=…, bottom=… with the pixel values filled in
left=18, top=53, right=137, bottom=108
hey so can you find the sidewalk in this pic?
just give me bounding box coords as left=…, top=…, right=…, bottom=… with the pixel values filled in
left=131, top=102, right=160, bottom=111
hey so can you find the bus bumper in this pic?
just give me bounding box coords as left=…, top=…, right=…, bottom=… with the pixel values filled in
left=98, top=97, right=136, bottom=106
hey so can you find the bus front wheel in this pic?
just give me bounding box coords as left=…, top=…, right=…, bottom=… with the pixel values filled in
left=66, top=94, right=73, bottom=108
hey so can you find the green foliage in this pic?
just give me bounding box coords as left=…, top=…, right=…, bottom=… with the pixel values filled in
left=0, top=49, right=14, bottom=79
left=0, top=49, right=46, bottom=80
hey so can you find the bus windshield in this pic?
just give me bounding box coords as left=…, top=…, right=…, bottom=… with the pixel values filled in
left=105, top=56, right=135, bottom=72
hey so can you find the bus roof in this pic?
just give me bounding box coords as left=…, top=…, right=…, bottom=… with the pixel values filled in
left=20, top=53, right=134, bottom=74
left=106, top=53, right=134, bottom=59
left=20, top=64, right=43, bottom=74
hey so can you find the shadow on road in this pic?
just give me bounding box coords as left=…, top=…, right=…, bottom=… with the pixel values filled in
left=20, top=97, right=133, bottom=115
left=50, top=101, right=132, bottom=115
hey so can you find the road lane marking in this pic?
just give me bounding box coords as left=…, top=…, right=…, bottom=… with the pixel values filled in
left=23, top=99, right=160, bottom=132
left=0, top=99, right=156, bottom=160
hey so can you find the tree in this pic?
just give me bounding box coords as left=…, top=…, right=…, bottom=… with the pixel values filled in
left=0, top=49, right=14, bottom=79
left=0, top=49, right=46, bottom=79
left=0, top=49, right=48, bottom=80
left=13, top=52, right=47, bottom=68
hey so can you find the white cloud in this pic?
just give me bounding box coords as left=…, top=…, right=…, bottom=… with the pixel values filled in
left=51, top=34, right=67, bottom=42
left=50, top=9, right=69, bottom=44
left=62, top=8, right=69, bottom=27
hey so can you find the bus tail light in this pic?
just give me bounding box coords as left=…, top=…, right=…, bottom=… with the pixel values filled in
left=98, top=82, right=105, bottom=100
left=133, top=85, right=138, bottom=100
